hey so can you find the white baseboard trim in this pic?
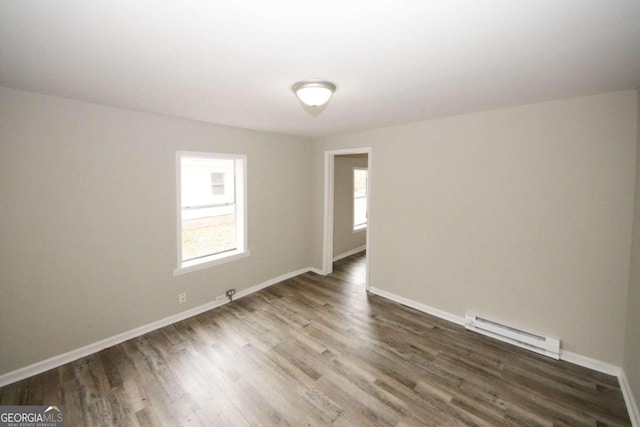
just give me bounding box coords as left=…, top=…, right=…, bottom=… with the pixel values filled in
left=559, top=350, right=621, bottom=376
left=0, top=266, right=315, bottom=388
left=308, top=267, right=325, bottom=275
left=332, top=246, right=366, bottom=262
left=619, top=370, right=640, bottom=427
left=368, top=287, right=465, bottom=326
left=367, top=286, right=639, bottom=424
left=234, top=267, right=311, bottom=300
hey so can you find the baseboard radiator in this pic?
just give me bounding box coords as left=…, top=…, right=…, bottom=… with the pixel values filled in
left=464, top=313, right=560, bottom=359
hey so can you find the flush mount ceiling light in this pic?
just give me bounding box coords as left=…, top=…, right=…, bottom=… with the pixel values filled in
left=292, top=80, right=336, bottom=107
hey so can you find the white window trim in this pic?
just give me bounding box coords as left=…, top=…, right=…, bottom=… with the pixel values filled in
left=173, top=151, right=249, bottom=276
left=353, top=167, right=368, bottom=232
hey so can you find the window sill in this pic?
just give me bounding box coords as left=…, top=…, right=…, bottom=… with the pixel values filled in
left=353, top=225, right=367, bottom=233
left=173, top=249, right=250, bottom=276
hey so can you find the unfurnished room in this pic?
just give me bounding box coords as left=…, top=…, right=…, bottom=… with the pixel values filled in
left=1, top=1, right=640, bottom=426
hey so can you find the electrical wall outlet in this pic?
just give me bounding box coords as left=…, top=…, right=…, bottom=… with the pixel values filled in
left=226, top=288, right=236, bottom=302
left=179, top=292, right=186, bottom=304
left=216, top=295, right=226, bottom=303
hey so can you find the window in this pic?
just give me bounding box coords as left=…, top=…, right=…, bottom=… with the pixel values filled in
left=175, top=152, right=248, bottom=275
left=210, top=172, right=225, bottom=195
left=353, top=168, right=368, bottom=231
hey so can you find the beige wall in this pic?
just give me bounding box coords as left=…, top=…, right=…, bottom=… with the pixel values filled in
left=333, top=155, right=368, bottom=257
left=314, top=91, right=638, bottom=365
left=623, top=90, right=640, bottom=409
left=0, top=87, right=313, bottom=375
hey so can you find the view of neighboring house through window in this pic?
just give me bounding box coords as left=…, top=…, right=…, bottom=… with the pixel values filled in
left=176, top=152, right=247, bottom=273
left=353, top=167, right=368, bottom=231
left=210, top=172, right=225, bottom=195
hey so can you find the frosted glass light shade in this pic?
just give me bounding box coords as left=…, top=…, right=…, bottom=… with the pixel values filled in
left=292, top=80, right=336, bottom=107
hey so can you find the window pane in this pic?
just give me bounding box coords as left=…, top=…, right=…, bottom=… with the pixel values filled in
left=353, top=168, right=368, bottom=228
left=354, top=169, right=367, bottom=198
left=182, top=207, right=236, bottom=261
left=181, top=157, right=236, bottom=261
left=354, top=197, right=367, bottom=227
left=182, top=158, right=234, bottom=207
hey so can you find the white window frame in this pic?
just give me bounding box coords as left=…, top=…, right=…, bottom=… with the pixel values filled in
left=174, top=151, right=249, bottom=276
left=353, top=167, right=368, bottom=232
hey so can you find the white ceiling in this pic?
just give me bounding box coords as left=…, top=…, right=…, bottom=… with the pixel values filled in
left=1, top=1, right=639, bottom=138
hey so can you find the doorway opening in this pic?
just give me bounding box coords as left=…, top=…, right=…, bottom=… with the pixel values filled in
left=322, top=148, right=372, bottom=290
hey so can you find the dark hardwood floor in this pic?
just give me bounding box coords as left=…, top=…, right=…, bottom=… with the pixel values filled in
left=0, top=252, right=631, bottom=426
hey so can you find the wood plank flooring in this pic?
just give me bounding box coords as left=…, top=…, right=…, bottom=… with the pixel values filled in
left=0, top=252, right=631, bottom=426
